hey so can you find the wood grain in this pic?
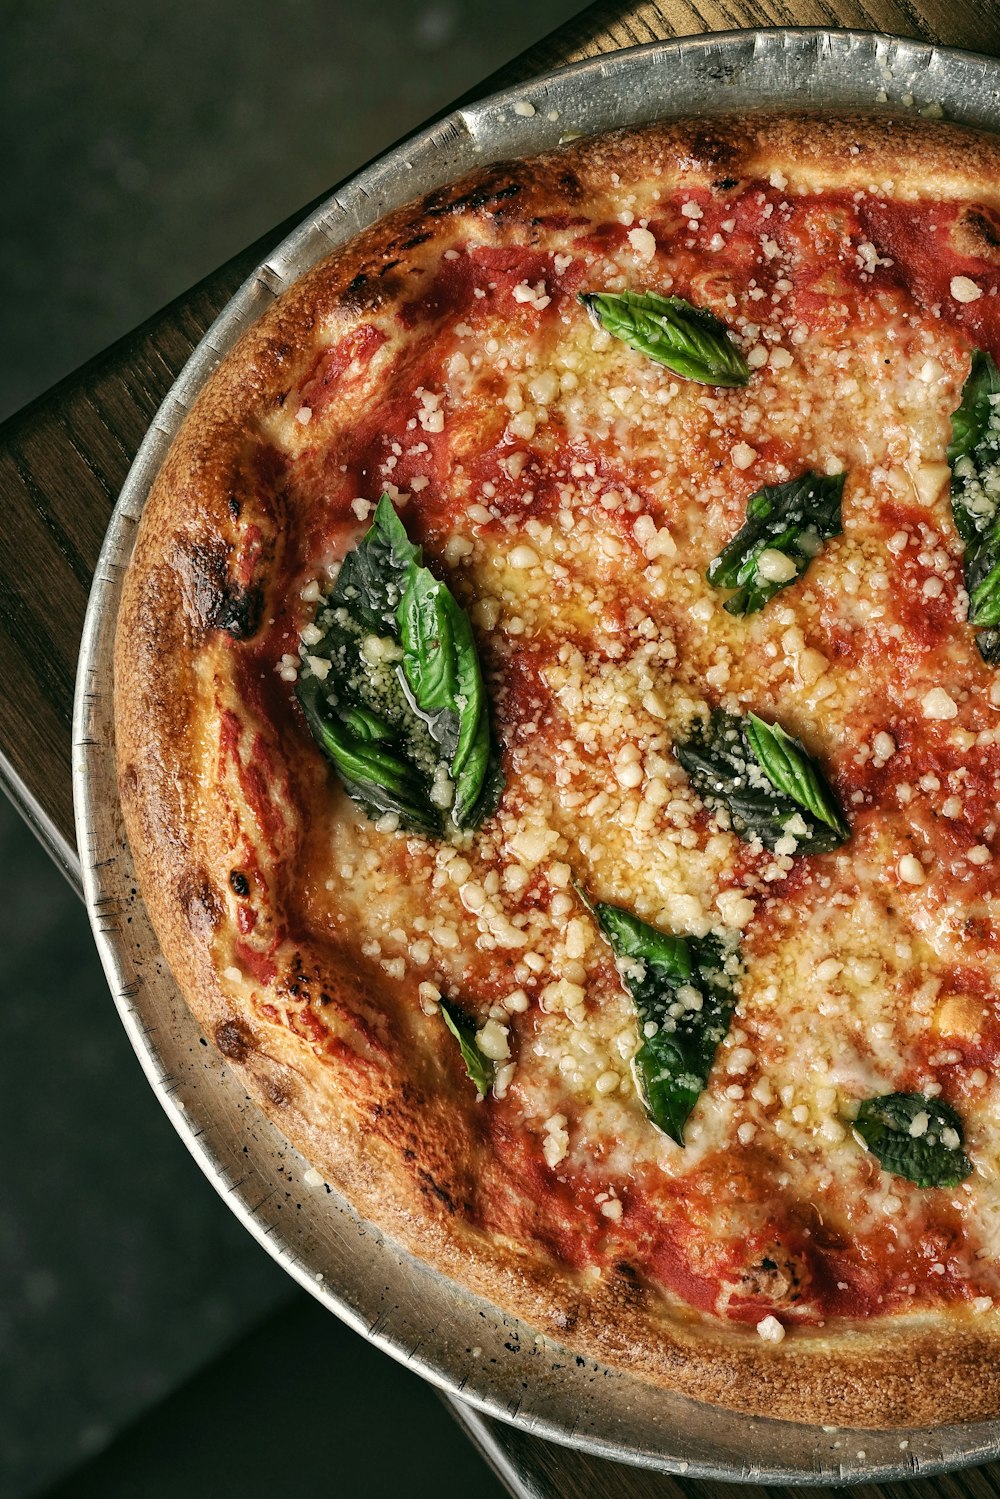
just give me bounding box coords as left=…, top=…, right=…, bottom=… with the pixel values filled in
left=4, top=0, right=1000, bottom=1496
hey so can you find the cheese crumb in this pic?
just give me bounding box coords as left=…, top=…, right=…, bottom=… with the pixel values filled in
left=756, top=1315, right=785, bottom=1343
left=512, top=99, right=536, bottom=117
left=755, top=549, right=798, bottom=584
left=477, top=1019, right=510, bottom=1061
left=921, top=687, right=958, bottom=720
left=600, top=1197, right=623, bottom=1220
left=950, top=275, right=983, bottom=303
left=716, top=890, right=756, bottom=928
left=418, top=981, right=441, bottom=1015
left=542, top=1114, right=569, bottom=1168
left=898, top=855, right=925, bottom=886
left=627, top=226, right=657, bottom=261
left=731, top=442, right=758, bottom=470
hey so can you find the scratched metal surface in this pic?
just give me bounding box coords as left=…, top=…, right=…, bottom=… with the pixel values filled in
left=74, top=29, right=1000, bottom=1484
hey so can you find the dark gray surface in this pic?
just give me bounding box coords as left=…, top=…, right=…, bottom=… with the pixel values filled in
left=40, top=1296, right=509, bottom=1499
left=1, top=0, right=579, bottom=424
left=0, top=796, right=289, bottom=1494
left=1, top=1, right=578, bottom=1494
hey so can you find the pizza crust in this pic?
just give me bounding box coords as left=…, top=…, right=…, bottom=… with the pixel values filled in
left=115, top=113, right=1000, bottom=1428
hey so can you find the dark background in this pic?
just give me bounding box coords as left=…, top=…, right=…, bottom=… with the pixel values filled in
left=0, top=3, right=579, bottom=1494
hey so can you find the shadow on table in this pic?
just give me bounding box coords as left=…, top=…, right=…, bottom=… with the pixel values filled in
left=37, top=1292, right=508, bottom=1499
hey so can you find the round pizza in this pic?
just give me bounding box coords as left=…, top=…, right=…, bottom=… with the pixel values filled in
left=115, top=112, right=1000, bottom=1428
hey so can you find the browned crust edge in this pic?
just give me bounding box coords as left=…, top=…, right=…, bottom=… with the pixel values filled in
left=114, top=113, right=1000, bottom=1430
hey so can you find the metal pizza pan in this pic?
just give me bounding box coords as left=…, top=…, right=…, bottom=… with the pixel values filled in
left=73, top=27, right=1000, bottom=1484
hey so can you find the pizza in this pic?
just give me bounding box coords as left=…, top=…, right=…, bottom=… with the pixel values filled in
left=114, top=112, right=1000, bottom=1429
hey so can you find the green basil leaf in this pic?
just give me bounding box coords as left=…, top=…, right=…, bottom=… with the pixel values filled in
left=675, top=709, right=848, bottom=854
left=976, top=626, right=1000, bottom=664
left=947, top=350, right=1000, bottom=658
left=398, top=566, right=493, bottom=827
left=708, top=472, right=845, bottom=614
left=744, top=714, right=848, bottom=841
left=586, top=896, right=740, bottom=1144
left=296, top=673, right=441, bottom=835
left=854, top=1093, right=972, bottom=1189
left=296, top=497, right=502, bottom=835
left=440, top=999, right=493, bottom=1099
left=330, top=493, right=420, bottom=633
left=580, top=290, right=750, bottom=387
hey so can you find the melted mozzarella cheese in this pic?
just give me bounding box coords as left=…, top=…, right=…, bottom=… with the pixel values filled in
left=242, top=182, right=1000, bottom=1315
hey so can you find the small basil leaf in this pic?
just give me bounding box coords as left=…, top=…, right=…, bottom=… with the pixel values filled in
left=854, top=1093, right=972, bottom=1189
left=580, top=290, right=750, bottom=387
left=330, top=493, right=420, bottom=633
left=947, top=350, right=1000, bottom=657
left=675, top=709, right=848, bottom=854
left=590, top=901, right=693, bottom=978
left=744, top=714, right=848, bottom=841
left=708, top=472, right=845, bottom=614
left=297, top=497, right=502, bottom=835
left=977, top=626, right=1000, bottom=664
left=296, top=673, right=440, bottom=836
left=440, top=999, right=493, bottom=1099
left=464, top=737, right=506, bottom=829
left=587, top=896, right=740, bottom=1144
left=398, top=566, right=495, bottom=826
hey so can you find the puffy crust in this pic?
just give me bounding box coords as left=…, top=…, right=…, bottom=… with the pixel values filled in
left=115, top=113, right=1000, bottom=1428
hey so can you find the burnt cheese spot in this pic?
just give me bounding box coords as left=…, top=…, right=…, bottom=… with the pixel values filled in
left=229, top=869, right=251, bottom=897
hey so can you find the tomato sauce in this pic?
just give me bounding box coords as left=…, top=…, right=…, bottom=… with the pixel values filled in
left=232, top=177, right=1000, bottom=1323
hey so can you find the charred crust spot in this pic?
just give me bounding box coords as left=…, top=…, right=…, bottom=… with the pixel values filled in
left=969, top=209, right=1000, bottom=248
left=215, top=1018, right=252, bottom=1061
left=612, top=1262, right=646, bottom=1305
left=713, top=176, right=740, bottom=191
left=263, top=1077, right=288, bottom=1106
left=379, top=258, right=402, bottom=275
left=187, top=540, right=264, bottom=641
left=212, top=583, right=263, bottom=640
left=228, top=495, right=241, bottom=519
left=399, top=231, right=433, bottom=249
left=425, top=181, right=523, bottom=219
left=340, top=270, right=389, bottom=315
left=952, top=206, right=1000, bottom=265
left=554, top=168, right=582, bottom=202
left=229, top=869, right=250, bottom=897
left=178, top=870, right=222, bottom=941
left=679, top=126, right=740, bottom=174
left=417, top=1168, right=459, bottom=1214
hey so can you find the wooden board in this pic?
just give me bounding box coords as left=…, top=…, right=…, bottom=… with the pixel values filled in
left=5, top=1, right=1000, bottom=1495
